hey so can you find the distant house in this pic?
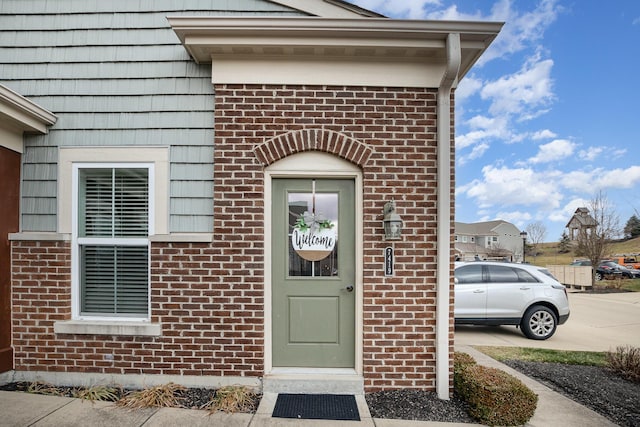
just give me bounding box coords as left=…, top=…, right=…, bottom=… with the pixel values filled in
left=0, top=0, right=501, bottom=399
left=455, top=220, right=525, bottom=261
left=566, top=207, right=597, bottom=240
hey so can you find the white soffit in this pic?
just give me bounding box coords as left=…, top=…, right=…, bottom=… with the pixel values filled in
left=168, top=17, right=503, bottom=87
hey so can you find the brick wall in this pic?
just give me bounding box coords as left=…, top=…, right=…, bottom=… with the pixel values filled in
left=214, top=84, right=454, bottom=391
left=11, top=241, right=264, bottom=376
left=10, top=84, right=454, bottom=392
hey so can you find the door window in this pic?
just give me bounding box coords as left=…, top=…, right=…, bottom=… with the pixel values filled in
left=287, top=187, right=338, bottom=277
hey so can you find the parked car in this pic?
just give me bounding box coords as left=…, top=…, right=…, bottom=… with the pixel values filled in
left=570, top=259, right=625, bottom=281
left=610, top=256, right=640, bottom=270
left=603, top=261, right=640, bottom=279
left=454, top=261, right=570, bottom=340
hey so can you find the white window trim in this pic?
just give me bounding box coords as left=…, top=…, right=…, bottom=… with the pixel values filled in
left=71, top=163, right=154, bottom=322
left=58, top=146, right=169, bottom=236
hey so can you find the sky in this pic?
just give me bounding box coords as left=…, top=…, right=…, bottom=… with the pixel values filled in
left=348, top=0, right=640, bottom=242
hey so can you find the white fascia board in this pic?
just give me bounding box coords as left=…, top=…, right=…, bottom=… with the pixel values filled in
left=0, top=84, right=57, bottom=134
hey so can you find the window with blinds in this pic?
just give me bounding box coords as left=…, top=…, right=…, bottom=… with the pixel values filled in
left=77, top=167, right=150, bottom=317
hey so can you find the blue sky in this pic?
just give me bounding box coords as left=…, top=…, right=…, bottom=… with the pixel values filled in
left=349, top=0, right=640, bottom=242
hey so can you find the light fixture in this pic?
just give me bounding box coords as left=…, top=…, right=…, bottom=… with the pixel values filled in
left=520, top=231, right=528, bottom=263
left=383, top=200, right=403, bottom=241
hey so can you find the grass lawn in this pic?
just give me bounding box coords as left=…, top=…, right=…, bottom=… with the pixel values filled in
left=474, top=346, right=608, bottom=366
left=619, top=279, right=640, bottom=292
left=593, top=278, right=640, bottom=292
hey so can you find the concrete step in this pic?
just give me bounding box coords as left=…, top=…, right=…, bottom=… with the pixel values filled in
left=263, top=369, right=364, bottom=395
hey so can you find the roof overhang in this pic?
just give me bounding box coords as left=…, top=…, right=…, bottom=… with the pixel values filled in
left=0, top=84, right=57, bottom=135
left=168, top=17, right=503, bottom=88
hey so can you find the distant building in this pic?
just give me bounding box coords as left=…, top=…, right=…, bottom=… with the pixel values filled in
left=566, top=207, right=597, bottom=240
left=454, top=220, right=524, bottom=262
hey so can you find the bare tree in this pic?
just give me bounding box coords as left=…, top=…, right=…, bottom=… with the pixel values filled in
left=526, top=221, right=547, bottom=261
left=575, top=191, right=620, bottom=286
left=486, top=241, right=511, bottom=260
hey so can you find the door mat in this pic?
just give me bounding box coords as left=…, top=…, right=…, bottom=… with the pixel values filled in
left=272, top=393, right=360, bottom=421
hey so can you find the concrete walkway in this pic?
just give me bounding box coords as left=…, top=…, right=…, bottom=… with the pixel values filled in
left=0, top=346, right=615, bottom=427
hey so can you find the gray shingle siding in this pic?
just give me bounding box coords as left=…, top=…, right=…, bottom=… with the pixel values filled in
left=0, top=0, right=305, bottom=233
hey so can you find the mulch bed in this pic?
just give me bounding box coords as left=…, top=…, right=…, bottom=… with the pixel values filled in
left=0, top=382, right=260, bottom=412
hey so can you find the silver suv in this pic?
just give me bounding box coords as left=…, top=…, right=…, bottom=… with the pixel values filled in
left=454, top=261, right=570, bottom=340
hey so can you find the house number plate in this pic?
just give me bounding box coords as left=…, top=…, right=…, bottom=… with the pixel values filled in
left=384, top=247, right=394, bottom=276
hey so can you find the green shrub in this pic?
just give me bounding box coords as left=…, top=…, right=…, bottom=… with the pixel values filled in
left=453, top=351, right=477, bottom=393
left=455, top=364, right=538, bottom=426
left=606, top=345, right=640, bottom=383
left=454, top=351, right=477, bottom=372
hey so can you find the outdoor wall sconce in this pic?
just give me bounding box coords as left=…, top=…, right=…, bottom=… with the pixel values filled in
left=383, top=200, right=403, bottom=241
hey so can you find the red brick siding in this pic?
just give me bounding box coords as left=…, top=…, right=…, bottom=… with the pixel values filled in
left=11, top=84, right=454, bottom=392
left=12, top=241, right=72, bottom=371
left=214, top=85, right=454, bottom=391
left=11, top=241, right=263, bottom=376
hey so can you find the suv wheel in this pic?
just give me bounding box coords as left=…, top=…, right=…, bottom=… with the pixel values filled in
left=521, top=305, right=557, bottom=340
left=595, top=272, right=603, bottom=281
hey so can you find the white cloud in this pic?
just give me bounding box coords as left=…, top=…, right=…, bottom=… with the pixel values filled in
left=349, top=0, right=440, bottom=19
left=458, top=142, right=490, bottom=165
left=594, top=166, right=640, bottom=189
left=529, top=139, right=576, bottom=164
left=613, top=148, right=627, bottom=158
left=481, top=53, right=555, bottom=119
left=422, top=4, right=483, bottom=21
left=456, top=114, right=514, bottom=150
left=350, top=0, right=563, bottom=63
left=458, top=163, right=640, bottom=231
left=548, top=198, right=589, bottom=223
left=476, top=0, right=563, bottom=64
left=578, top=147, right=603, bottom=162
left=455, top=75, right=483, bottom=103
left=460, top=165, right=564, bottom=209
left=561, top=170, right=597, bottom=193
left=415, top=0, right=561, bottom=65
left=561, top=166, right=640, bottom=193
left=495, top=210, right=533, bottom=226
left=531, top=129, right=557, bottom=140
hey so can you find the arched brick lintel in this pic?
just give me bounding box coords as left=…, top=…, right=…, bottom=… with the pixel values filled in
left=253, top=129, right=372, bottom=168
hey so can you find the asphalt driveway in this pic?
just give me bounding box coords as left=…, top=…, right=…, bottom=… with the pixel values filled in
left=454, top=291, right=640, bottom=351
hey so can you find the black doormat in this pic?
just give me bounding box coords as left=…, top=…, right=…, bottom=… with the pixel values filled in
left=272, top=393, right=360, bottom=421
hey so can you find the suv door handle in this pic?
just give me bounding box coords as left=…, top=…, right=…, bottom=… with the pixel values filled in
left=520, top=286, right=531, bottom=290
left=473, top=289, right=485, bottom=293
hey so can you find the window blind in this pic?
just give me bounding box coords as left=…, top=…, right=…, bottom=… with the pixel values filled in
left=78, top=167, right=149, bottom=316
left=79, top=168, right=149, bottom=238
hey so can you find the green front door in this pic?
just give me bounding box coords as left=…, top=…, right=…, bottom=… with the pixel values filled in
left=272, top=179, right=355, bottom=368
